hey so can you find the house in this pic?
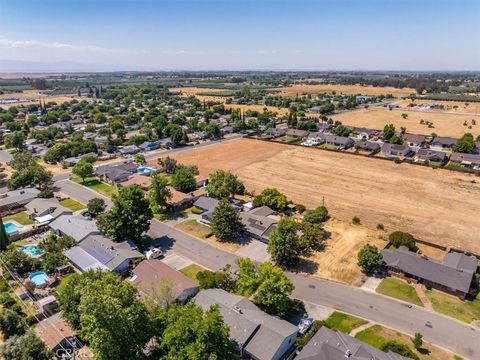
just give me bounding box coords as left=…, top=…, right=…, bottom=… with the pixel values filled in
left=317, top=134, right=354, bottom=149
left=221, top=125, right=234, bottom=135
left=349, top=126, right=381, bottom=139
left=35, top=313, right=90, bottom=357
left=316, top=123, right=333, bottom=133
left=308, top=106, right=322, bottom=114
left=265, top=127, right=287, bottom=138
left=25, top=198, right=72, bottom=223
left=194, top=196, right=219, bottom=224
left=240, top=207, right=278, bottom=242
left=415, top=148, right=449, bottom=163
left=0, top=187, right=40, bottom=213
left=95, top=162, right=138, bottom=184
left=139, top=141, right=160, bottom=152
left=285, top=128, right=309, bottom=139
left=353, top=140, right=380, bottom=152
left=382, top=246, right=478, bottom=299
left=403, top=133, right=427, bottom=147
left=49, top=214, right=101, bottom=243
left=64, top=234, right=142, bottom=273
left=194, top=289, right=298, bottom=360
left=381, top=143, right=414, bottom=158
left=166, top=186, right=194, bottom=211
left=431, top=136, right=457, bottom=149
left=119, top=173, right=153, bottom=190
left=296, top=326, right=410, bottom=360
left=130, top=259, right=199, bottom=303
left=449, top=152, right=480, bottom=168
left=35, top=295, right=58, bottom=315
left=119, top=145, right=140, bottom=155
left=61, top=157, right=80, bottom=167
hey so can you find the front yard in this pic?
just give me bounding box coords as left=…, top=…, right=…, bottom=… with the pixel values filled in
left=179, top=264, right=205, bottom=282
left=73, top=176, right=118, bottom=198
left=324, top=311, right=368, bottom=334
left=3, top=211, right=34, bottom=225
left=59, top=198, right=86, bottom=212
left=425, top=289, right=480, bottom=324
left=376, top=278, right=424, bottom=307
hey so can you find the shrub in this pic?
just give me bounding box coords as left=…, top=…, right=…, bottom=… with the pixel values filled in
left=388, top=231, right=418, bottom=252
left=352, top=216, right=361, bottom=224
left=381, top=341, right=419, bottom=360
left=376, top=223, right=385, bottom=230
left=394, top=157, right=402, bottom=164
left=190, top=206, right=204, bottom=215
left=295, top=204, right=306, bottom=214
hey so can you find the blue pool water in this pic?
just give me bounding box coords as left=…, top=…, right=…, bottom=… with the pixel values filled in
left=28, top=271, right=49, bottom=286
left=19, top=245, right=46, bottom=257
left=4, top=221, right=23, bottom=234
left=138, top=166, right=156, bottom=174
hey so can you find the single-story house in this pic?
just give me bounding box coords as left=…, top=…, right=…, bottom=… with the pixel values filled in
left=316, top=123, right=333, bottom=133
left=194, top=196, right=220, bottom=224
left=431, top=136, right=457, bottom=149
left=166, top=186, right=194, bottom=212
left=353, top=140, right=380, bottom=152
left=25, top=198, right=72, bottom=223
left=381, top=143, right=414, bottom=158
left=415, top=148, right=449, bottom=163
left=64, top=234, right=142, bottom=273
left=61, top=157, right=81, bottom=167
left=139, top=141, right=160, bottom=152
left=265, top=128, right=287, bottom=138
left=95, top=162, right=138, bottom=184
left=449, top=152, right=480, bottom=168
left=130, top=259, right=199, bottom=303
left=349, top=126, right=381, bottom=139
left=49, top=214, right=101, bottom=243
left=118, top=173, right=153, bottom=190
left=0, top=187, right=40, bottom=213
left=240, top=207, right=278, bottom=242
left=296, top=326, right=410, bottom=360
left=317, top=134, right=354, bottom=149
left=119, top=145, right=140, bottom=155
left=194, top=289, right=298, bottom=360
left=221, top=125, right=234, bottom=135
left=382, top=246, right=478, bottom=299
left=403, top=133, right=427, bottom=147
left=285, top=128, right=309, bottom=139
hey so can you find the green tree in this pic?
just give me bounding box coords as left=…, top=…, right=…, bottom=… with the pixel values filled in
left=381, top=341, right=419, bottom=360
left=268, top=217, right=300, bottom=267
left=40, top=232, right=75, bottom=253
left=9, top=151, right=36, bottom=170
left=0, top=332, right=53, bottom=360
left=153, top=303, right=239, bottom=360
left=72, top=160, right=94, bottom=183
left=0, top=308, right=25, bottom=339
left=211, top=199, right=242, bottom=241
left=206, top=170, right=246, bottom=199
left=453, top=133, right=476, bottom=154
left=87, top=198, right=106, bottom=218
left=235, top=257, right=260, bottom=296
left=388, top=231, right=418, bottom=252
left=0, top=247, right=37, bottom=276
left=133, top=153, right=146, bottom=165
left=412, top=332, right=423, bottom=350
left=158, top=156, right=178, bottom=174
left=389, top=134, right=404, bottom=145
left=4, top=131, right=25, bottom=150
left=149, top=174, right=172, bottom=214
left=303, top=206, right=329, bottom=225
left=8, top=163, right=53, bottom=191
left=252, top=188, right=287, bottom=211
left=41, top=251, right=66, bottom=273
left=196, top=267, right=234, bottom=290
left=97, top=185, right=153, bottom=242
left=357, top=244, right=383, bottom=273
left=171, top=168, right=196, bottom=193
left=383, top=124, right=396, bottom=141
left=298, top=221, right=325, bottom=254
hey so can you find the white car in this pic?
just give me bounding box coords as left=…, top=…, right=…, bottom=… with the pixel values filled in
left=146, top=247, right=164, bottom=259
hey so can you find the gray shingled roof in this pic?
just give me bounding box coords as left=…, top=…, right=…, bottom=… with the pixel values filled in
left=240, top=212, right=278, bottom=241
left=382, top=246, right=477, bottom=294
left=0, top=188, right=40, bottom=207
left=296, top=326, right=409, bottom=360
left=193, top=196, right=219, bottom=212
left=49, top=215, right=100, bottom=242
left=194, top=289, right=297, bottom=360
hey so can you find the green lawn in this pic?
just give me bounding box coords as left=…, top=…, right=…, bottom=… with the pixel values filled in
left=324, top=311, right=368, bottom=334
left=425, top=289, right=480, bottom=323
left=376, top=278, right=424, bottom=307
left=73, top=176, right=118, bottom=198
left=179, top=264, right=205, bottom=282
left=175, top=220, right=213, bottom=239
left=59, top=198, right=86, bottom=212
left=355, top=324, right=390, bottom=349
left=3, top=211, right=34, bottom=225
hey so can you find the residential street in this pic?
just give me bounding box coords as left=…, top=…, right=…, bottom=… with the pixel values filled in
left=53, top=179, right=113, bottom=207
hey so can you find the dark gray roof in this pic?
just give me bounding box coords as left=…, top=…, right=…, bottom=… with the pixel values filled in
left=296, top=326, right=409, bottom=360
left=354, top=140, right=380, bottom=151
left=0, top=188, right=40, bottom=207
left=95, top=162, right=137, bottom=182
left=318, top=134, right=354, bottom=146
left=286, top=128, right=309, bottom=138
left=265, top=128, right=286, bottom=137
left=193, top=196, right=219, bottom=212
left=49, top=215, right=100, bottom=242
left=194, top=289, right=297, bottom=360
left=450, top=152, right=480, bottom=165
left=250, top=205, right=274, bottom=217
left=240, top=212, right=278, bottom=241
left=416, top=148, right=448, bottom=162
left=348, top=126, right=380, bottom=136
left=432, top=136, right=457, bottom=147
left=382, top=246, right=477, bottom=294
left=381, top=143, right=413, bottom=156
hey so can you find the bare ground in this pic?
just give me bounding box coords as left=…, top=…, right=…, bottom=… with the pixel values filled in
left=275, top=84, right=415, bottom=97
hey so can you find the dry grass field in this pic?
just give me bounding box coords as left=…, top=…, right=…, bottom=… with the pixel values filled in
left=169, top=138, right=480, bottom=256
left=276, top=84, right=416, bottom=98
left=393, top=99, right=480, bottom=114
left=0, top=90, right=79, bottom=109
left=331, top=106, right=480, bottom=138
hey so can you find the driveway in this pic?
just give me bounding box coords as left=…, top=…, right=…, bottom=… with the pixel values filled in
left=235, top=239, right=270, bottom=262
left=54, top=179, right=113, bottom=208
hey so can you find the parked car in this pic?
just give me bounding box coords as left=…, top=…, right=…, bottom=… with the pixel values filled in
left=146, top=247, right=164, bottom=259
left=298, top=317, right=314, bottom=335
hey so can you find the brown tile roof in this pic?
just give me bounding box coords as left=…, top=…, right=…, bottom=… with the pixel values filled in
left=167, top=186, right=194, bottom=205
left=34, top=314, right=76, bottom=350
left=121, top=173, right=153, bottom=189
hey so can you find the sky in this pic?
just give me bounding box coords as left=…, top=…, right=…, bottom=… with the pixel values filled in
left=0, top=0, right=479, bottom=71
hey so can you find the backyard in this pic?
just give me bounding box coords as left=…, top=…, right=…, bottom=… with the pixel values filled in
left=72, top=176, right=118, bottom=198
left=3, top=211, right=34, bottom=225
left=376, top=278, right=424, bottom=307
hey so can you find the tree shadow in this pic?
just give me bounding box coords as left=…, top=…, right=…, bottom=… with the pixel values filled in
left=418, top=347, right=431, bottom=355
left=292, top=258, right=319, bottom=275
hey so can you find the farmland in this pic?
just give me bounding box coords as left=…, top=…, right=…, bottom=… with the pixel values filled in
left=169, top=138, right=480, bottom=255
left=0, top=89, right=81, bottom=109
left=330, top=106, right=480, bottom=138
left=393, top=98, right=480, bottom=114
left=275, top=84, right=416, bottom=97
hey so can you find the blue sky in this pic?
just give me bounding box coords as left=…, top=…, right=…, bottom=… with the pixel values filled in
left=0, top=0, right=479, bottom=71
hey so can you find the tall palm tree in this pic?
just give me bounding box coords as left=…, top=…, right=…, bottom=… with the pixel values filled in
left=0, top=216, right=9, bottom=252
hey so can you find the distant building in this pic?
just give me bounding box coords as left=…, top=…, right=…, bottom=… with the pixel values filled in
left=381, top=143, right=414, bottom=158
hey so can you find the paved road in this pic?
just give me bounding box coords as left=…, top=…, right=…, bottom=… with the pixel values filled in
left=0, top=150, right=13, bottom=164
left=146, top=220, right=479, bottom=359
left=53, top=179, right=113, bottom=207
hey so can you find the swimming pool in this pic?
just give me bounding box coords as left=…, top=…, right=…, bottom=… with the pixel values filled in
left=4, top=221, right=23, bottom=234
left=19, top=245, right=46, bottom=257
left=28, top=271, right=49, bottom=286
left=137, top=166, right=156, bottom=174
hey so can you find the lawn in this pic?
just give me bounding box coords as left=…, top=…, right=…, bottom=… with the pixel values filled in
left=376, top=278, right=424, bottom=307
left=425, top=289, right=480, bottom=323
left=59, top=198, right=86, bottom=212
left=324, top=311, right=368, bottom=334
left=3, top=211, right=34, bottom=225
left=355, top=324, right=455, bottom=360
left=175, top=220, right=213, bottom=239
left=179, top=264, right=205, bottom=282
left=73, top=176, right=118, bottom=198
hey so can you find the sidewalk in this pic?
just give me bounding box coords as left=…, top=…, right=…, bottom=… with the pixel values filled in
left=414, top=283, right=433, bottom=310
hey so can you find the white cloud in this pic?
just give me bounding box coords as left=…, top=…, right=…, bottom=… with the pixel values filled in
left=0, top=35, right=147, bottom=54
